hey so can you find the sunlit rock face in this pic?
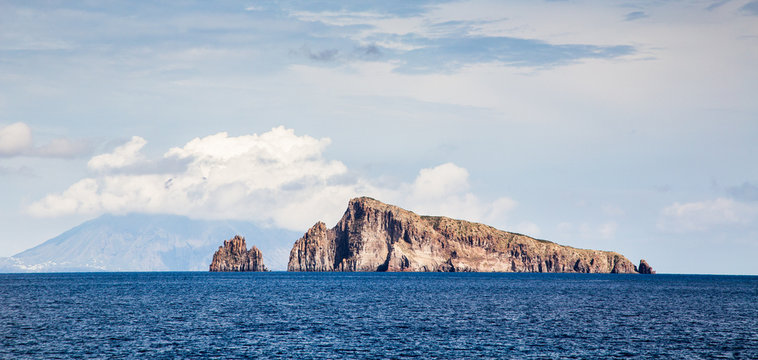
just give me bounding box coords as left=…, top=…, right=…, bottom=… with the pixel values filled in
left=638, top=259, right=656, bottom=274
left=289, top=197, right=645, bottom=273
left=209, top=235, right=267, bottom=272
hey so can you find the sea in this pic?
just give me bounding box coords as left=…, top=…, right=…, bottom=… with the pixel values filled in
left=1, top=272, right=756, bottom=359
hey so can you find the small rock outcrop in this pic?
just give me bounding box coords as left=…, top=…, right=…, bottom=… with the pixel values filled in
left=637, top=259, right=656, bottom=274
left=209, top=235, right=267, bottom=272
left=288, top=197, right=652, bottom=273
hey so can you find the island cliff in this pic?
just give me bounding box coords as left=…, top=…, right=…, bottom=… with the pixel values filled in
left=209, top=235, right=267, bottom=272
left=637, top=259, right=656, bottom=274
left=288, top=197, right=652, bottom=273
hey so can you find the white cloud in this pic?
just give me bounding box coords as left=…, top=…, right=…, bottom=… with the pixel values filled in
left=28, top=127, right=528, bottom=233
left=388, top=162, right=522, bottom=233
left=88, top=136, right=146, bottom=171
left=0, top=122, right=90, bottom=158
left=658, top=197, right=758, bottom=233
left=0, top=122, right=33, bottom=156
left=410, top=162, right=469, bottom=199
left=29, top=127, right=372, bottom=230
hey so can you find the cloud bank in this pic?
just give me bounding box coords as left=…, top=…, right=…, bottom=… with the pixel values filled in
left=28, top=126, right=521, bottom=232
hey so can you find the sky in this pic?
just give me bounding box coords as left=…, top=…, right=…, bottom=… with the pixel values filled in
left=1, top=0, right=757, bottom=274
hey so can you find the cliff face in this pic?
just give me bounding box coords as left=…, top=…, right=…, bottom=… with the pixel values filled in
left=209, top=235, right=267, bottom=272
left=638, top=259, right=656, bottom=274
left=288, top=197, right=650, bottom=273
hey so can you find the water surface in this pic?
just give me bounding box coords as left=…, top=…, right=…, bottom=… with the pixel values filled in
left=1, top=272, right=756, bottom=358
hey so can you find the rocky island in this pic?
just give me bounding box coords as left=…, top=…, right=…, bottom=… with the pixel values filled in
left=288, top=197, right=654, bottom=273
left=209, top=235, right=267, bottom=271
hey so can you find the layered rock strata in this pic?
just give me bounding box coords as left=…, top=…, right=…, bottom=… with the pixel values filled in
left=210, top=235, right=267, bottom=272
left=288, top=197, right=651, bottom=273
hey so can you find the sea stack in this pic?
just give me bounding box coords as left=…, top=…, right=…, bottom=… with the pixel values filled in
left=288, top=197, right=651, bottom=273
left=209, top=235, right=267, bottom=272
left=637, top=259, right=656, bottom=274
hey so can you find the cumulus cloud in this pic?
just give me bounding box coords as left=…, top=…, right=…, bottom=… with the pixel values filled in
left=392, top=162, right=525, bottom=234
left=0, top=122, right=33, bottom=157
left=0, top=122, right=90, bottom=158
left=29, top=127, right=358, bottom=229
left=88, top=136, right=147, bottom=171
left=410, top=162, right=469, bottom=200
left=28, top=127, right=527, bottom=233
left=658, top=197, right=758, bottom=233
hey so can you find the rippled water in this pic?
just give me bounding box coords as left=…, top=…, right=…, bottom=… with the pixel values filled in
left=1, top=272, right=757, bottom=359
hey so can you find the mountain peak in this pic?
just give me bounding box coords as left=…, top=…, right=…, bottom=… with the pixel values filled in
left=4, top=214, right=298, bottom=272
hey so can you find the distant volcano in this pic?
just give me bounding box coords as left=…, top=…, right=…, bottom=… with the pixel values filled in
left=0, top=213, right=297, bottom=272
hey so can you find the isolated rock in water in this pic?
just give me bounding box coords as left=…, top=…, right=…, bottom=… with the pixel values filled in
left=288, top=197, right=648, bottom=273
left=210, top=235, right=267, bottom=272
left=638, top=259, right=656, bottom=274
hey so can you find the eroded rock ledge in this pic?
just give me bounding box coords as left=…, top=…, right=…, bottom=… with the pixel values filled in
left=209, top=235, right=267, bottom=272
left=288, top=197, right=653, bottom=273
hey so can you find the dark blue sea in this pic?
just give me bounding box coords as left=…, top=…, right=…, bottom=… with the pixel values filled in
left=1, top=273, right=757, bottom=359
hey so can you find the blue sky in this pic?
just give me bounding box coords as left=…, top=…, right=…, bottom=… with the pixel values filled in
left=1, top=0, right=757, bottom=274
